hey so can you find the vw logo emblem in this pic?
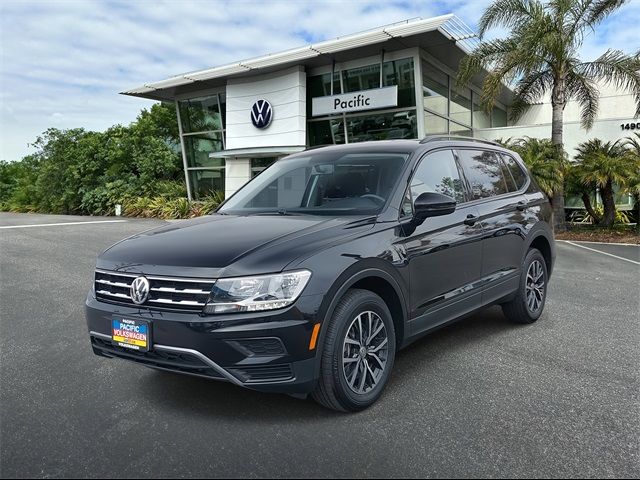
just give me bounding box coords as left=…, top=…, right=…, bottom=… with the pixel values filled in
left=130, top=276, right=150, bottom=305
left=251, top=99, right=273, bottom=129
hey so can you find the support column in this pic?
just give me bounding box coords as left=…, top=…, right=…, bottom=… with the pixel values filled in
left=224, top=157, right=252, bottom=198
left=174, top=100, right=193, bottom=201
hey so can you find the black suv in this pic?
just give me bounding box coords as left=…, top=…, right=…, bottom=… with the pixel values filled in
left=86, top=137, right=555, bottom=412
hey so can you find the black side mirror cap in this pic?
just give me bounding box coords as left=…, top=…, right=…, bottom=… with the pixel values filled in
left=413, top=192, right=456, bottom=220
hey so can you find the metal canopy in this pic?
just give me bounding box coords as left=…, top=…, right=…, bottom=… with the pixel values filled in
left=212, top=146, right=307, bottom=158
left=121, top=14, right=500, bottom=102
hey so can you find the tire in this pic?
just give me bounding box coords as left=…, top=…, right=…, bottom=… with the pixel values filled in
left=312, top=289, right=396, bottom=412
left=502, top=248, right=548, bottom=324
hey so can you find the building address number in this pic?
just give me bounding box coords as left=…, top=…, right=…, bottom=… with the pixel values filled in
left=621, top=122, right=640, bottom=130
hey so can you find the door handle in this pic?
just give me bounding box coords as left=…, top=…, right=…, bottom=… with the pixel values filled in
left=463, top=214, right=478, bottom=226
left=516, top=201, right=527, bottom=211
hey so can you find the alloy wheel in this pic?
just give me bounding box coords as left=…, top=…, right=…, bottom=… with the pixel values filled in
left=525, top=260, right=545, bottom=313
left=342, top=311, right=389, bottom=395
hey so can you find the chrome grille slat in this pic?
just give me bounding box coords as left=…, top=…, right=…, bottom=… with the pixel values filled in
left=96, top=290, right=130, bottom=299
left=96, top=279, right=131, bottom=288
left=95, top=270, right=214, bottom=311
left=148, top=298, right=206, bottom=306
left=150, top=287, right=210, bottom=295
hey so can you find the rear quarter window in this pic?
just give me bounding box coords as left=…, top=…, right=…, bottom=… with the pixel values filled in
left=501, top=153, right=528, bottom=190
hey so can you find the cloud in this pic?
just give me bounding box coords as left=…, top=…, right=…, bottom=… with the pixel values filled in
left=1, top=0, right=637, bottom=160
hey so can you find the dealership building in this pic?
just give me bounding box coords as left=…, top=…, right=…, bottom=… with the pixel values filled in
left=123, top=14, right=637, bottom=207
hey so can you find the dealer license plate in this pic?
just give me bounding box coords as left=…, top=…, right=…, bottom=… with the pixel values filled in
left=111, top=318, right=151, bottom=351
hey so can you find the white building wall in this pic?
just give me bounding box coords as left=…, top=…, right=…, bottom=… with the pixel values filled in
left=225, top=66, right=307, bottom=150
left=478, top=80, right=638, bottom=157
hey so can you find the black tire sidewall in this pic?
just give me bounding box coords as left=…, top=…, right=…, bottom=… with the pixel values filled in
left=330, top=291, right=396, bottom=410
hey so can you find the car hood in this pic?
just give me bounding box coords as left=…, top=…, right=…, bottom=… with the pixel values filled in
left=97, top=214, right=375, bottom=277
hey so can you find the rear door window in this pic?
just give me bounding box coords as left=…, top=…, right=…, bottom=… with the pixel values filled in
left=456, top=149, right=511, bottom=199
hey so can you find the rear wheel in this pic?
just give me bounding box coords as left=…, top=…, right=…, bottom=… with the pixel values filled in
left=312, top=289, right=396, bottom=412
left=502, top=248, right=548, bottom=324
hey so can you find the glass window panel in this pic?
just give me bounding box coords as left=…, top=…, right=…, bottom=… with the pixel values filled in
left=188, top=168, right=225, bottom=200
left=422, top=61, right=449, bottom=115
left=383, top=58, right=415, bottom=108
left=308, top=119, right=346, bottom=146
left=342, top=64, right=380, bottom=92
left=424, top=111, right=448, bottom=135
left=179, top=95, right=223, bottom=133
left=492, top=107, right=507, bottom=127
left=410, top=149, right=465, bottom=203
left=501, top=153, right=527, bottom=190
left=251, top=157, right=277, bottom=178
left=457, top=149, right=510, bottom=199
left=307, top=73, right=341, bottom=117
left=219, top=93, right=226, bottom=129
left=450, top=87, right=472, bottom=126
left=449, top=122, right=473, bottom=137
left=183, top=132, right=224, bottom=168
left=346, top=110, right=417, bottom=143
left=473, top=94, right=491, bottom=128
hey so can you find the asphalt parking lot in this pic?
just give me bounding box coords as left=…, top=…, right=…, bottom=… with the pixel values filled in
left=1, top=212, right=639, bottom=479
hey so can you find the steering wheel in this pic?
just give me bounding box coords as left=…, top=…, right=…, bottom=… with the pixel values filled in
left=360, top=194, right=386, bottom=205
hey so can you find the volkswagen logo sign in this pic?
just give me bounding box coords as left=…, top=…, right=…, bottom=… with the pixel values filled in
left=130, top=276, right=150, bottom=305
left=250, top=99, right=273, bottom=129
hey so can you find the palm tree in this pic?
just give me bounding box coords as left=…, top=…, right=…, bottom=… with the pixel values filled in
left=573, top=139, right=638, bottom=227
left=457, top=0, right=640, bottom=232
left=622, top=132, right=640, bottom=226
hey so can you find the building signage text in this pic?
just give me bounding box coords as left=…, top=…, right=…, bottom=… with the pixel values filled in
left=312, top=86, right=398, bottom=117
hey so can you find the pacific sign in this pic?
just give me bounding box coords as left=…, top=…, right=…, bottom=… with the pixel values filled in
left=312, top=86, right=398, bottom=117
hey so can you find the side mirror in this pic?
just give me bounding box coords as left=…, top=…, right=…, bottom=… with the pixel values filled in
left=413, top=192, right=456, bottom=220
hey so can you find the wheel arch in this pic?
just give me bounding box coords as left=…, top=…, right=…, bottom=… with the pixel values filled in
left=312, top=262, right=409, bottom=379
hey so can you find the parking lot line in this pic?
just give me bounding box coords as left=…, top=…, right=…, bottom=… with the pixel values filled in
left=0, top=220, right=127, bottom=229
left=561, top=240, right=640, bottom=265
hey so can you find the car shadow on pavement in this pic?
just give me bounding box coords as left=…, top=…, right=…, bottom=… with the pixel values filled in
left=136, top=306, right=524, bottom=421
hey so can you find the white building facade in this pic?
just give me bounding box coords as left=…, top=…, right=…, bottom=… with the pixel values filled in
left=123, top=14, right=638, bottom=206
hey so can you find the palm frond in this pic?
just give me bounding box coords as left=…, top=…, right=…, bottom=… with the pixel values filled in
left=510, top=69, right=555, bottom=120
left=478, top=0, right=544, bottom=38
left=577, top=50, right=640, bottom=116
left=565, top=71, right=600, bottom=130
left=584, top=0, right=629, bottom=28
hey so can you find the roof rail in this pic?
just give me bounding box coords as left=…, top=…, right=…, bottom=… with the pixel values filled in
left=419, top=135, right=503, bottom=147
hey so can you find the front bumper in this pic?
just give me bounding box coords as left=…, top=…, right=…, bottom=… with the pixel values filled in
left=85, top=293, right=324, bottom=394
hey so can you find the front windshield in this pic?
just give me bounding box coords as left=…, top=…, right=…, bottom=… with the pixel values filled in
left=219, top=151, right=410, bottom=216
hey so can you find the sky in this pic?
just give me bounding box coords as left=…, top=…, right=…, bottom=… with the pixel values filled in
left=1, top=0, right=639, bottom=161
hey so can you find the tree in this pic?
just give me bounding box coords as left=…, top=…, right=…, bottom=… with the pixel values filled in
left=573, top=138, right=639, bottom=227
left=622, top=132, right=640, bottom=225
left=457, top=0, right=640, bottom=232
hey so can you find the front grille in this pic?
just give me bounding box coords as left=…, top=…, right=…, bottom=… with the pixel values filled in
left=228, top=364, right=294, bottom=383
left=91, top=336, right=224, bottom=379
left=95, top=269, right=215, bottom=312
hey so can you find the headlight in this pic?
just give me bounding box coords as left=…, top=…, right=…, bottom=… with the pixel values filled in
left=203, top=270, right=312, bottom=314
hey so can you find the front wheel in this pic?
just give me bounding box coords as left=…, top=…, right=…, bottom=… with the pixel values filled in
left=312, top=289, right=396, bottom=412
left=502, top=248, right=548, bottom=324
